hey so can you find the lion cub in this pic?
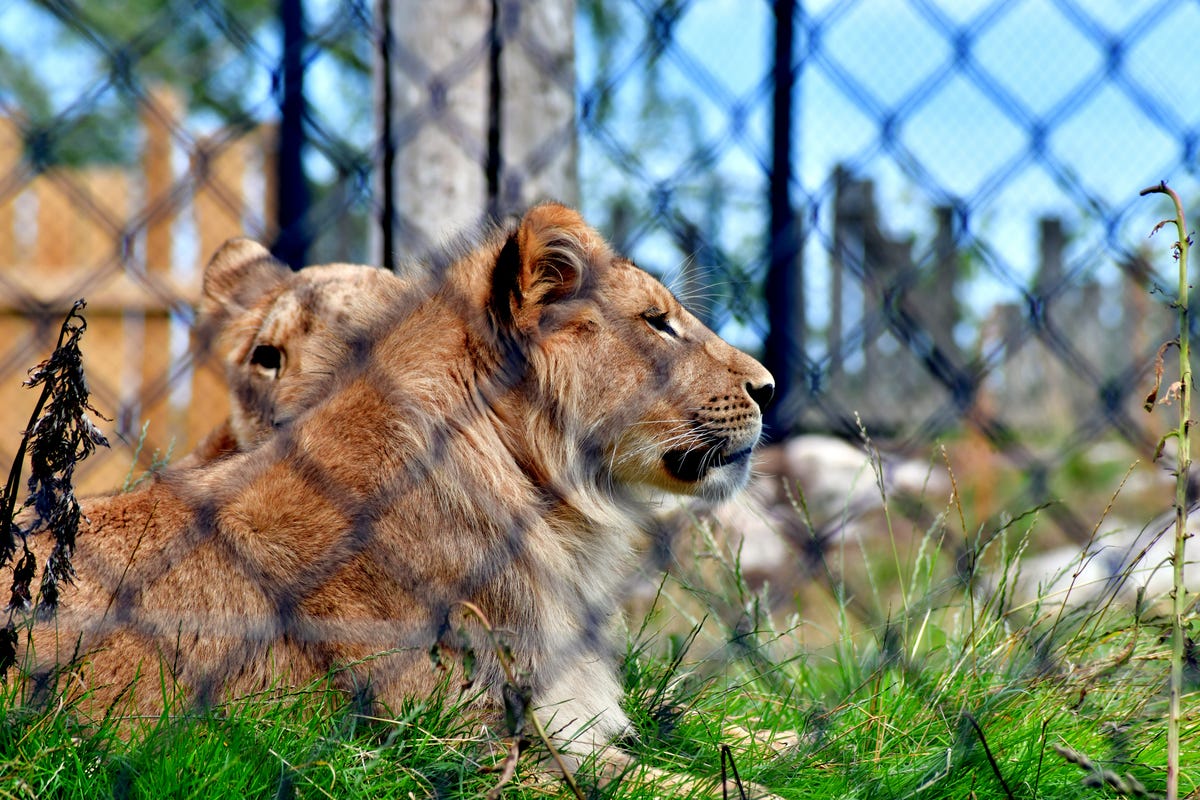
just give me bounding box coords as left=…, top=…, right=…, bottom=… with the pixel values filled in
left=24, top=204, right=775, bottom=795
left=182, top=240, right=412, bottom=466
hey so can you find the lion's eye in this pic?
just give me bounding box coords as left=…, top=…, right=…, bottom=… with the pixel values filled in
left=642, top=308, right=678, bottom=338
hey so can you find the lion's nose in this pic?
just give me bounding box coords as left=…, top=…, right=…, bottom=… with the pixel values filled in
left=746, top=380, right=775, bottom=412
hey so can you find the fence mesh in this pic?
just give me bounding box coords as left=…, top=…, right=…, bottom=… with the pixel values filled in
left=576, top=0, right=1200, bottom=550
left=0, top=0, right=1198, bottom=707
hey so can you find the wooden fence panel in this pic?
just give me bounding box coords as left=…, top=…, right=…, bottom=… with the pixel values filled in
left=0, top=93, right=268, bottom=495
left=75, top=168, right=132, bottom=492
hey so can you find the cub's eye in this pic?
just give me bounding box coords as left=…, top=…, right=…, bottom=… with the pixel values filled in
left=249, top=344, right=283, bottom=375
left=642, top=308, right=678, bottom=338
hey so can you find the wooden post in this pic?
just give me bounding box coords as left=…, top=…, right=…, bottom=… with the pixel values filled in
left=258, top=123, right=279, bottom=243
left=832, top=167, right=869, bottom=381
left=0, top=117, right=18, bottom=266
left=77, top=168, right=131, bottom=491
left=0, top=117, right=27, bottom=462
left=194, top=139, right=247, bottom=255
left=377, top=0, right=577, bottom=264
left=139, top=88, right=181, bottom=458
left=189, top=135, right=247, bottom=451
left=928, top=206, right=960, bottom=361
left=1036, top=216, right=1068, bottom=425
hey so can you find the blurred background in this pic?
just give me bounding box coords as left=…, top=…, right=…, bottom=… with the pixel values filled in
left=0, top=0, right=1198, bottom=587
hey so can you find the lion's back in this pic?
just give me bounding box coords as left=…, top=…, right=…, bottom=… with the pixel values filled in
left=23, top=476, right=322, bottom=716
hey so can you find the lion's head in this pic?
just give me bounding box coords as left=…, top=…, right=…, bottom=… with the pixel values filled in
left=465, top=203, right=774, bottom=505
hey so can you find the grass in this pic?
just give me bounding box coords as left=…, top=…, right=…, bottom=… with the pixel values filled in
left=2, top=497, right=1194, bottom=800
left=0, top=673, right=493, bottom=798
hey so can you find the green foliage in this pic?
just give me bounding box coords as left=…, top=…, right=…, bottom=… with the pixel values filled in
left=0, top=1, right=278, bottom=168
left=0, top=667, right=498, bottom=799
left=604, top=489, right=1195, bottom=800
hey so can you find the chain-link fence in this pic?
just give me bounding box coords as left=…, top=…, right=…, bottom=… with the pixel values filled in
left=1, top=0, right=1198, bottom=610
left=579, top=0, right=1199, bottom=553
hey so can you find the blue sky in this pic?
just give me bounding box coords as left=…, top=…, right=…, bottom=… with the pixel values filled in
left=577, top=0, right=1200, bottom=345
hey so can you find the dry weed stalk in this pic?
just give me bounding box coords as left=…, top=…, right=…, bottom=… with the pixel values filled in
left=1139, top=181, right=1191, bottom=800
left=0, top=300, right=109, bottom=678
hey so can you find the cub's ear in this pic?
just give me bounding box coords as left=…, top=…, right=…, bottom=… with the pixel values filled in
left=196, top=239, right=292, bottom=360
left=492, top=203, right=598, bottom=329
left=200, top=238, right=291, bottom=319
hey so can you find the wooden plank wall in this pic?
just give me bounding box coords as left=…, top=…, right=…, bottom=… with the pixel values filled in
left=0, top=90, right=272, bottom=494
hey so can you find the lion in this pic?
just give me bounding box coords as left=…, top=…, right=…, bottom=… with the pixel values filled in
left=181, top=240, right=412, bottom=466
left=20, top=203, right=776, bottom=794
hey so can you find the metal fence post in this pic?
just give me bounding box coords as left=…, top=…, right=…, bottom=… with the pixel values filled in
left=376, top=0, right=397, bottom=270
left=763, top=0, right=801, bottom=441
left=274, top=0, right=310, bottom=270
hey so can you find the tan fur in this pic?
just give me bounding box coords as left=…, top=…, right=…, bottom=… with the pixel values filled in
left=20, top=204, right=775, bottom=793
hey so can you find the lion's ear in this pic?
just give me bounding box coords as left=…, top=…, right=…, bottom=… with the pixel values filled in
left=493, top=203, right=592, bottom=329
left=200, top=239, right=291, bottom=318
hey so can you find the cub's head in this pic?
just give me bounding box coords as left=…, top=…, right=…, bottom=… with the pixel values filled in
left=193, top=240, right=408, bottom=459
left=483, top=204, right=774, bottom=502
